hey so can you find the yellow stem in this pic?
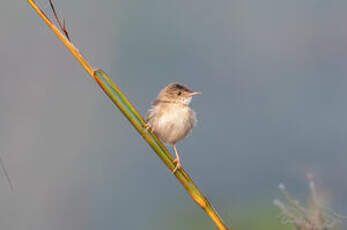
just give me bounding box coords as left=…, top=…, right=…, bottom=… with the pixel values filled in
left=27, top=0, right=95, bottom=78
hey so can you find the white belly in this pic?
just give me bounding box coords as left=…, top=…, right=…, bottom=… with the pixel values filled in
left=150, top=104, right=196, bottom=144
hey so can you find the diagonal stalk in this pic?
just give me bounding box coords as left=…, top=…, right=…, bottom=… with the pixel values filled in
left=27, top=1, right=229, bottom=229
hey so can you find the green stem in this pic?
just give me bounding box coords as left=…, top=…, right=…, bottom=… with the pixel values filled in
left=95, top=70, right=228, bottom=229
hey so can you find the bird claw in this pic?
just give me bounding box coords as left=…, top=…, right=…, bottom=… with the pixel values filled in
left=145, top=122, right=153, bottom=132
left=172, top=159, right=181, bottom=174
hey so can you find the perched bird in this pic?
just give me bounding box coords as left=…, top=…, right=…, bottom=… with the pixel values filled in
left=146, top=83, right=200, bottom=173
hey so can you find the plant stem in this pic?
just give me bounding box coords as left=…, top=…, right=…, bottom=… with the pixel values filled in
left=27, top=1, right=229, bottom=229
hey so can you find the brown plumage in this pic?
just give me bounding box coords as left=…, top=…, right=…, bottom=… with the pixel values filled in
left=146, top=83, right=200, bottom=173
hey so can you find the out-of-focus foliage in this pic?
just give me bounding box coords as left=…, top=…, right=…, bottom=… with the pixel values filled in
left=274, top=175, right=346, bottom=230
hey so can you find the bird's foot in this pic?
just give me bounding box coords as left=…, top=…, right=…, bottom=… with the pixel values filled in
left=145, top=122, right=153, bottom=132
left=172, top=158, right=181, bottom=174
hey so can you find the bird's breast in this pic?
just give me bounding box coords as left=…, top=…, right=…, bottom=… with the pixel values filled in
left=150, top=104, right=196, bottom=144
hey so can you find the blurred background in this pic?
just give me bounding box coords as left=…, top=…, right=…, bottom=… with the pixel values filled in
left=1, top=0, right=347, bottom=229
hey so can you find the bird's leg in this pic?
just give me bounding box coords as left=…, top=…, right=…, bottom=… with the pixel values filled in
left=172, top=144, right=181, bottom=174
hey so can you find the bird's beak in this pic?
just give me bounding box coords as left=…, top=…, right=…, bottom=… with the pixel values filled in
left=189, top=91, right=201, bottom=96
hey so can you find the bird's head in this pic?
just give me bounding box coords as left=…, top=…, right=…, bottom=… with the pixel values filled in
left=158, top=82, right=200, bottom=105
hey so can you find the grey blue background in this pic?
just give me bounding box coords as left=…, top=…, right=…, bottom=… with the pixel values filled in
left=1, top=0, right=347, bottom=229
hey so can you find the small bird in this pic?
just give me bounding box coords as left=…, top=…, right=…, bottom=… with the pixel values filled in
left=146, top=82, right=200, bottom=173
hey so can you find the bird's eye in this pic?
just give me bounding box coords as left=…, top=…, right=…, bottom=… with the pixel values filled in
left=177, top=91, right=182, bottom=96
